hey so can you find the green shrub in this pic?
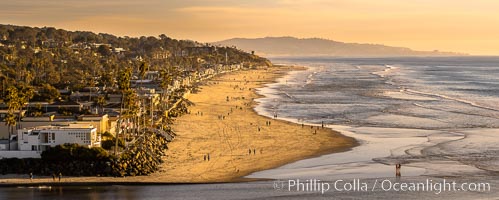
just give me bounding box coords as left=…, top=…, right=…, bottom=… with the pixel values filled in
left=101, top=138, right=125, bottom=150
left=41, top=143, right=111, bottom=161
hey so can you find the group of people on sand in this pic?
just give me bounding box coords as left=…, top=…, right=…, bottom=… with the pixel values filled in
left=203, top=153, right=211, bottom=161
left=257, top=120, right=274, bottom=132
left=29, top=172, right=63, bottom=182
left=248, top=148, right=262, bottom=155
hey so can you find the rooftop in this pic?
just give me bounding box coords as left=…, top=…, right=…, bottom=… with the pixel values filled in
left=21, top=124, right=95, bottom=131
left=78, top=114, right=108, bottom=118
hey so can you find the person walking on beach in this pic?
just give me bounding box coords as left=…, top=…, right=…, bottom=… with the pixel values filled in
left=29, top=172, right=33, bottom=182
left=395, top=164, right=401, bottom=177
left=207, top=153, right=210, bottom=161
left=52, top=173, right=56, bottom=181
left=58, top=172, right=62, bottom=182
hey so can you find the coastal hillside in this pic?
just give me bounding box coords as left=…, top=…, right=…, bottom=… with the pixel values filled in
left=0, top=24, right=270, bottom=103
left=0, top=23, right=270, bottom=142
left=214, top=36, right=465, bottom=57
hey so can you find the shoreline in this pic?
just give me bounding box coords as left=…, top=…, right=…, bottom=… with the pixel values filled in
left=0, top=65, right=357, bottom=186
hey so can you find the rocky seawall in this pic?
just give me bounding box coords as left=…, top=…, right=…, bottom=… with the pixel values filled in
left=0, top=132, right=170, bottom=177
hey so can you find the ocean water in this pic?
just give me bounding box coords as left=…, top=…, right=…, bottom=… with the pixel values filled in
left=249, top=56, right=499, bottom=181
left=1, top=176, right=498, bottom=200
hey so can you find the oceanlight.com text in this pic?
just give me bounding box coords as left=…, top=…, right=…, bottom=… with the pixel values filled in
left=273, top=179, right=491, bottom=194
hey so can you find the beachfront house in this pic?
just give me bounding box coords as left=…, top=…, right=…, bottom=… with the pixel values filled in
left=0, top=124, right=100, bottom=159
left=0, top=114, right=113, bottom=140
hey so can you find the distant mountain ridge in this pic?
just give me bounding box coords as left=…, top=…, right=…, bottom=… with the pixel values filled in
left=214, top=36, right=466, bottom=57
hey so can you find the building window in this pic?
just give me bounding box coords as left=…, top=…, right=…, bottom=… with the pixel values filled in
left=32, top=145, right=37, bottom=151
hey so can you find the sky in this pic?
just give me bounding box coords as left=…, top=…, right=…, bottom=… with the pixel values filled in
left=1, top=0, right=499, bottom=55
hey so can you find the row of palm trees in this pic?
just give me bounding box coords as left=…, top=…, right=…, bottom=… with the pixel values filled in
left=113, top=62, right=179, bottom=156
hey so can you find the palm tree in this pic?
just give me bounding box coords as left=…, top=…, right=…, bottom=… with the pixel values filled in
left=122, top=89, right=139, bottom=118
left=19, top=84, right=35, bottom=104
left=139, top=62, right=148, bottom=81
left=138, top=62, right=149, bottom=129
left=17, top=84, right=34, bottom=129
left=121, top=88, right=140, bottom=149
left=158, top=69, right=171, bottom=129
left=115, top=67, right=132, bottom=155
left=4, top=113, right=16, bottom=150
left=5, top=86, right=20, bottom=150
left=117, top=67, right=132, bottom=92
left=95, top=95, right=106, bottom=114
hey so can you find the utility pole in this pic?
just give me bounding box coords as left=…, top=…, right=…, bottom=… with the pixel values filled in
left=150, top=96, right=153, bottom=128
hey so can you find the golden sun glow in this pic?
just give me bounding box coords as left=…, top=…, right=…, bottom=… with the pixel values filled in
left=1, top=0, right=499, bottom=55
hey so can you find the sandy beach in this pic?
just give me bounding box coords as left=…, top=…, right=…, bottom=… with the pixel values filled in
left=0, top=66, right=356, bottom=185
